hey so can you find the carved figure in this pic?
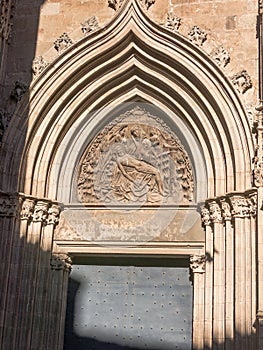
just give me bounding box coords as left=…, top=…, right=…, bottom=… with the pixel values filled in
left=81, top=16, right=99, bottom=35
left=231, top=70, right=252, bottom=94
left=78, top=107, right=194, bottom=204
left=32, top=56, right=48, bottom=76
left=212, top=46, right=230, bottom=67
left=188, top=26, right=207, bottom=46
left=165, top=11, right=181, bottom=31
left=54, top=33, right=73, bottom=53
left=10, top=80, right=27, bottom=102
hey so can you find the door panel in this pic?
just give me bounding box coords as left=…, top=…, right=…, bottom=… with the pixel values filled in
left=64, top=264, right=192, bottom=349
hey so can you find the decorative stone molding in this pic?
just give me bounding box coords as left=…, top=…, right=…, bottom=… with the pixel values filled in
left=188, top=26, right=207, bottom=47
left=20, top=198, right=35, bottom=221
left=208, top=201, right=222, bottom=224
left=231, top=70, right=252, bottom=94
left=0, top=109, right=12, bottom=142
left=81, top=16, right=99, bottom=36
left=0, top=194, right=18, bottom=217
left=228, top=195, right=250, bottom=218
left=54, top=33, right=73, bottom=54
left=32, top=201, right=49, bottom=223
left=201, top=207, right=210, bottom=226
left=32, top=56, right=48, bottom=77
left=164, top=11, right=181, bottom=32
left=46, top=205, right=61, bottom=226
left=78, top=106, right=194, bottom=204
left=50, top=253, right=72, bottom=272
left=10, top=80, right=28, bottom=102
left=211, top=46, right=230, bottom=67
left=190, top=254, right=205, bottom=273
left=0, top=0, right=14, bottom=42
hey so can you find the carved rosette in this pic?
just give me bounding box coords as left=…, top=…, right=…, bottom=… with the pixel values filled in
left=20, top=198, right=35, bottom=221
left=50, top=253, right=72, bottom=272
left=190, top=255, right=205, bottom=273
left=231, top=70, right=252, bottom=94
left=77, top=106, right=194, bottom=205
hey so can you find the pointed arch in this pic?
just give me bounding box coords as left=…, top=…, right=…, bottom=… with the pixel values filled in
left=0, top=0, right=254, bottom=200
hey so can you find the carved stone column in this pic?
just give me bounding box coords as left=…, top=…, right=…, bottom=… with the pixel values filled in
left=220, top=197, right=234, bottom=349
left=201, top=206, right=213, bottom=349
left=190, top=254, right=205, bottom=350
left=208, top=200, right=225, bottom=348
left=0, top=192, right=19, bottom=348
left=229, top=194, right=250, bottom=350
left=47, top=253, right=72, bottom=350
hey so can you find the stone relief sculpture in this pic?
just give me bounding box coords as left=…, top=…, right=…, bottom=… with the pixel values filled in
left=164, top=11, right=181, bottom=32
left=77, top=107, right=194, bottom=205
left=10, top=80, right=27, bottom=102
left=54, top=33, right=73, bottom=53
left=32, top=56, right=48, bottom=77
left=211, top=46, right=230, bottom=67
left=188, top=26, right=207, bottom=46
left=231, top=70, right=252, bottom=94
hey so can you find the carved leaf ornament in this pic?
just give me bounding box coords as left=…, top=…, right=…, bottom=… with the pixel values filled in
left=77, top=107, right=194, bottom=205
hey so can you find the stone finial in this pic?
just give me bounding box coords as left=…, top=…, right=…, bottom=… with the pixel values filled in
left=54, top=33, right=73, bottom=53
left=32, top=56, right=48, bottom=77
left=50, top=253, right=72, bottom=272
left=81, top=16, right=99, bottom=36
left=231, top=70, right=252, bottom=94
left=211, top=46, right=230, bottom=67
left=190, top=255, right=205, bottom=273
left=10, top=80, right=27, bottom=102
left=188, top=26, right=207, bottom=46
left=165, top=11, right=181, bottom=32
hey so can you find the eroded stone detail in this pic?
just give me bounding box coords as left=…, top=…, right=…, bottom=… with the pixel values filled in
left=253, top=102, right=263, bottom=186
left=81, top=16, right=99, bottom=36
left=188, top=26, right=207, bottom=46
left=0, top=0, right=14, bottom=42
left=208, top=201, right=222, bottom=223
left=140, top=0, right=155, bottom=10
left=78, top=107, right=194, bottom=204
left=50, top=253, right=72, bottom=272
left=10, top=80, right=27, bottom=102
left=0, top=109, right=12, bottom=142
left=231, top=70, right=252, bottom=94
left=229, top=195, right=250, bottom=218
left=211, top=46, right=230, bottom=67
left=32, top=201, right=49, bottom=223
left=108, top=0, right=124, bottom=11
left=220, top=200, right=231, bottom=221
left=20, top=199, right=35, bottom=221
left=47, top=205, right=61, bottom=225
left=190, top=254, right=205, bottom=273
left=164, top=11, right=181, bottom=32
left=0, top=195, right=18, bottom=216
left=54, top=33, right=73, bottom=53
left=201, top=207, right=210, bottom=226
left=32, top=56, right=48, bottom=77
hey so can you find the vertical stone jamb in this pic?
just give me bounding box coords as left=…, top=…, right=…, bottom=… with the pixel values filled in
left=190, top=254, right=205, bottom=350
left=257, top=187, right=263, bottom=348
left=209, top=200, right=225, bottom=348
left=221, top=197, right=234, bottom=349
left=201, top=206, right=213, bottom=349
left=48, top=253, right=72, bottom=350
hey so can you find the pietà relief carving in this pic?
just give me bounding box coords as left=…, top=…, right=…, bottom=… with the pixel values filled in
left=77, top=107, right=194, bottom=205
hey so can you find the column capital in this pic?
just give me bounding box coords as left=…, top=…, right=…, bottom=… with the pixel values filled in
left=32, top=201, right=50, bottom=223
left=50, top=253, right=72, bottom=272
left=46, top=204, right=61, bottom=226
left=228, top=194, right=250, bottom=218
left=20, top=198, right=35, bottom=221
left=208, top=200, right=222, bottom=224
left=190, top=254, right=205, bottom=273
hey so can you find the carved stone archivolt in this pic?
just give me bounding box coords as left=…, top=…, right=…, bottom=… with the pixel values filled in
left=201, top=190, right=257, bottom=226
left=77, top=107, right=194, bottom=205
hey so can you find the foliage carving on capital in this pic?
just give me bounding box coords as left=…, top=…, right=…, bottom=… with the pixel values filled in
left=190, top=255, right=205, bottom=273
left=201, top=206, right=210, bottom=226
left=208, top=201, right=222, bottom=223
left=229, top=195, right=250, bottom=218
left=20, top=198, right=35, bottom=221
left=47, top=205, right=61, bottom=225
left=32, top=201, right=49, bottom=223
left=50, top=253, right=72, bottom=272
left=220, top=199, right=231, bottom=221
